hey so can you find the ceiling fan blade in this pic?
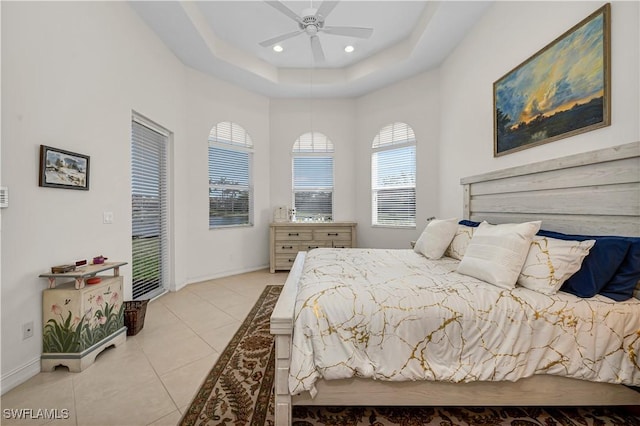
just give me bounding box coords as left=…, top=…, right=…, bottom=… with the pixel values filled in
left=265, top=1, right=302, bottom=23
left=322, top=26, right=373, bottom=39
left=315, top=1, right=339, bottom=19
left=310, top=36, right=325, bottom=63
left=259, top=30, right=304, bottom=47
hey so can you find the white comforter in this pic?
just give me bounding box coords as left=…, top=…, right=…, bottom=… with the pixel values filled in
left=289, top=248, right=640, bottom=396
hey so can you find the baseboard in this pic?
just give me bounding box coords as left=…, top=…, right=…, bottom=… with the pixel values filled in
left=1, top=356, right=40, bottom=395
left=177, top=264, right=269, bottom=292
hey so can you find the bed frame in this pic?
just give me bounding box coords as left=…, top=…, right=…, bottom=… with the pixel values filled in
left=270, top=141, right=640, bottom=425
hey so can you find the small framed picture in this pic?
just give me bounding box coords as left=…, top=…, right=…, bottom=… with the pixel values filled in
left=39, top=145, right=90, bottom=190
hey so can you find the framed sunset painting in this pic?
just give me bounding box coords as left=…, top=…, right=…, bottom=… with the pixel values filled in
left=493, top=4, right=610, bottom=157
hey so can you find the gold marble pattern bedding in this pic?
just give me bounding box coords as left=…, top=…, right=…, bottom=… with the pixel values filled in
left=289, top=248, right=640, bottom=396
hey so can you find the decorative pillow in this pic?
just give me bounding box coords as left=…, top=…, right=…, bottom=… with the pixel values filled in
left=457, top=221, right=542, bottom=289
left=414, top=218, right=459, bottom=259
left=537, top=229, right=631, bottom=299
left=444, top=224, right=476, bottom=260
left=517, top=236, right=595, bottom=295
left=459, top=219, right=481, bottom=227
left=600, top=238, right=640, bottom=301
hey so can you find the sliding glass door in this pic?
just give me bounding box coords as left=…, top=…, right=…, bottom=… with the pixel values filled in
left=131, top=114, right=169, bottom=300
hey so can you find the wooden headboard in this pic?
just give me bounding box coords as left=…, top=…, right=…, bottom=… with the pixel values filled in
left=461, top=141, right=640, bottom=237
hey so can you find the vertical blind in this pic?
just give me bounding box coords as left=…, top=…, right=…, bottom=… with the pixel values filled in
left=131, top=118, right=168, bottom=300
left=208, top=122, right=253, bottom=227
left=292, top=132, right=334, bottom=221
left=371, top=122, right=416, bottom=227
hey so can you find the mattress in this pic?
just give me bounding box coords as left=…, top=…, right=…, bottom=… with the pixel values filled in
left=289, top=248, right=640, bottom=396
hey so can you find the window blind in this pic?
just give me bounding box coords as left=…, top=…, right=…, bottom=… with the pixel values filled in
left=293, top=132, right=334, bottom=153
left=209, top=122, right=253, bottom=227
left=209, top=121, right=253, bottom=148
left=131, top=118, right=168, bottom=300
left=293, top=156, right=333, bottom=221
left=371, top=122, right=416, bottom=227
left=292, top=132, right=334, bottom=221
left=372, top=122, right=416, bottom=148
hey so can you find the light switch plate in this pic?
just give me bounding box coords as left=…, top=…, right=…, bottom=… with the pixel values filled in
left=103, top=211, right=114, bottom=224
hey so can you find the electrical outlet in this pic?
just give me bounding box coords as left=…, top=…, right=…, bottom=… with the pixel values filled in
left=22, top=321, right=34, bottom=340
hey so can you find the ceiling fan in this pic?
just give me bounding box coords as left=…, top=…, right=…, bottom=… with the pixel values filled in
left=259, top=0, right=374, bottom=63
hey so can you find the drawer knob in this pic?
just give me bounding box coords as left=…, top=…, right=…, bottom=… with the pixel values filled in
left=327, top=233, right=339, bottom=236
left=308, top=246, right=319, bottom=249
left=288, top=232, right=299, bottom=236
left=282, top=246, right=293, bottom=249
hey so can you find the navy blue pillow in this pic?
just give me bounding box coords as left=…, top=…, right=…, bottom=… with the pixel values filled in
left=459, top=219, right=481, bottom=227
left=537, top=229, right=631, bottom=298
left=600, top=238, right=640, bottom=301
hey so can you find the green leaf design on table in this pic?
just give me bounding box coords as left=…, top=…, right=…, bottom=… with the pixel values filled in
left=43, top=299, right=124, bottom=353
left=43, top=311, right=83, bottom=353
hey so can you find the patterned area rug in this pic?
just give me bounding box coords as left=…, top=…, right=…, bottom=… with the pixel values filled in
left=180, top=285, right=640, bottom=426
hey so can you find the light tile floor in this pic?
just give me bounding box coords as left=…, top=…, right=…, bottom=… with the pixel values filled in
left=1, top=269, right=288, bottom=426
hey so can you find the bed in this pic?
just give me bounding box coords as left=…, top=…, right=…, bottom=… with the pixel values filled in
left=270, top=141, right=640, bottom=426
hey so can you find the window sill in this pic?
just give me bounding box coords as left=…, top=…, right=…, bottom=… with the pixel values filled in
left=209, top=223, right=254, bottom=230
left=371, top=224, right=416, bottom=230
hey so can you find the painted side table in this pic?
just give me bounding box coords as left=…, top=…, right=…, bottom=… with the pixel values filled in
left=39, top=262, right=127, bottom=372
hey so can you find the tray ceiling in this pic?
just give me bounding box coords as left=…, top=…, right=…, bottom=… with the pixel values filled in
left=130, top=1, right=492, bottom=98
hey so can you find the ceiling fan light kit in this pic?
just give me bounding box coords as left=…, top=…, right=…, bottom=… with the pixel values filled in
left=261, top=0, right=373, bottom=63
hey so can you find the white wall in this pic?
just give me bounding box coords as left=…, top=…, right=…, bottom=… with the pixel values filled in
left=0, top=1, right=186, bottom=391
left=269, top=98, right=357, bottom=222
left=354, top=70, right=442, bottom=248
left=182, top=69, right=271, bottom=285
left=0, top=1, right=271, bottom=392
left=270, top=71, right=442, bottom=250
left=438, top=1, right=640, bottom=218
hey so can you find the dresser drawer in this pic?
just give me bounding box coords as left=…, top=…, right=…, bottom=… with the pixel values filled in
left=270, top=222, right=357, bottom=272
left=275, top=254, right=298, bottom=268
left=313, top=228, right=352, bottom=241
left=275, top=229, right=313, bottom=241
left=300, top=241, right=330, bottom=251
left=332, top=242, right=352, bottom=249
left=274, top=242, right=300, bottom=254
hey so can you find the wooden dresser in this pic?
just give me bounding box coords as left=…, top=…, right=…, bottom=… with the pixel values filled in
left=270, top=222, right=357, bottom=272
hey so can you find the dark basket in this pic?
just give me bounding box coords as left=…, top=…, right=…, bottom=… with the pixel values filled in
left=123, top=300, right=149, bottom=336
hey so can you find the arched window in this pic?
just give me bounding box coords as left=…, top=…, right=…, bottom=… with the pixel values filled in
left=371, top=122, right=416, bottom=227
left=292, top=132, right=334, bottom=221
left=208, top=122, right=254, bottom=228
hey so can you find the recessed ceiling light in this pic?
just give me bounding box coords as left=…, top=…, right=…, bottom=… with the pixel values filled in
left=344, top=45, right=355, bottom=53
left=273, top=45, right=284, bottom=53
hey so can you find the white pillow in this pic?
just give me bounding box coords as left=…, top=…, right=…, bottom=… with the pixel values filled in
left=444, top=224, right=476, bottom=260
left=414, top=218, right=459, bottom=259
left=517, top=236, right=595, bottom=295
left=457, top=221, right=542, bottom=289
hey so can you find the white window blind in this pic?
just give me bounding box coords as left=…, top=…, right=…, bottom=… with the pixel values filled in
left=293, top=132, right=333, bottom=153
left=208, top=122, right=253, bottom=228
left=131, top=117, right=169, bottom=300
left=371, top=122, right=416, bottom=227
left=292, top=132, right=334, bottom=221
